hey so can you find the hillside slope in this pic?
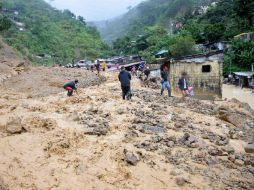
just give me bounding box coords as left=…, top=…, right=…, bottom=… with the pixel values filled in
left=0, top=37, right=29, bottom=83
left=1, top=0, right=109, bottom=65
left=93, top=0, right=216, bottom=42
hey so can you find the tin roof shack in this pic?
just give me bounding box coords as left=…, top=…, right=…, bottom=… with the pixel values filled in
left=233, top=72, right=254, bottom=88
left=170, top=51, right=223, bottom=99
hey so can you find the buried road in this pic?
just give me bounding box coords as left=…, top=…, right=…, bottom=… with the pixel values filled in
left=0, top=68, right=253, bottom=190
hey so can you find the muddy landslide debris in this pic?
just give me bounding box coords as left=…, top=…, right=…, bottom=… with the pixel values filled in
left=0, top=68, right=253, bottom=190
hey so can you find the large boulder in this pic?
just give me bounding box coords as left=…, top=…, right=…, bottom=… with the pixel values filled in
left=5, top=117, right=24, bottom=134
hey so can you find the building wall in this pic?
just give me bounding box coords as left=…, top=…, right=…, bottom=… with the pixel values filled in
left=169, top=60, right=223, bottom=97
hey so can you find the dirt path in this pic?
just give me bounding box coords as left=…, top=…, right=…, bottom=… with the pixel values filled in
left=0, top=70, right=253, bottom=190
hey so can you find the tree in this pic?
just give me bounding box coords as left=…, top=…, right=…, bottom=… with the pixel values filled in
left=168, top=35, right=196, bottom=57
left=234, top=0, right=254, bottom=28
left=0, top=15, right=11, bottom=31
left=77, top=16, right=86, bottom=26
left=203, top=23, right=225, bottom=42
left=224, top=39, right=254, bottom=74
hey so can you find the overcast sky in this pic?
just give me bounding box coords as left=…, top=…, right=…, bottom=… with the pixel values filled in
left=45, top=0, right=144, bottom=21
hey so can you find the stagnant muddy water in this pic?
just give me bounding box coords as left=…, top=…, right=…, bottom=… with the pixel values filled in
left=222, top=84, right=254, bottom=108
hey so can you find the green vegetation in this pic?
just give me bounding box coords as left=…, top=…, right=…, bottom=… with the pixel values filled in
left=110, top=0, right=254, bottom=74
left=224, top=39, right=254, bottom=73
left=1, top=0, right=109, bottom=65
left=0, top=2, right=11, bottom=32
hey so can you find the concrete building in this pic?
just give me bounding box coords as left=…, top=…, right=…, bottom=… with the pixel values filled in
left=169, top=51, right=223, bottom=98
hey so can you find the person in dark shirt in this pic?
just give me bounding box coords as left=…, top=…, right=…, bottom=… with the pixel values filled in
left=178, top=72, right=189, bottom=97
left=144, top=66, right=150, bottom=81
left=63, top=79, right=79, bottom=97
left=160, top=67, right=171, bottom=97
left=118, top=67, right=132, bottom=100
left=95, top=62, right=100, bottom=75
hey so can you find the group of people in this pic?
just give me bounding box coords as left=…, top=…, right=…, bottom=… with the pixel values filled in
left=160, top=66, right=192, bottom=98
left=117, top=64, right=193, bottom=100
left=90, top=62, right=107, bottom=74
left=63, top=64, right=192, bottom=99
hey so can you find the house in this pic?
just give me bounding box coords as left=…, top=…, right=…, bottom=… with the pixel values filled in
left=234, top=32, right=254, bottom=41
left=202, top=41, right=230, bottom=52
left=233, top=72, right=254, bottom=88
left=169, top=51, right=223, bottom=98
left=155, top=50, right=168, bottom=59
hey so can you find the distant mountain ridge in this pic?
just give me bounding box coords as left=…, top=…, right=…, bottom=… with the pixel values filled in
left=92, top=0, right=216, bottom=42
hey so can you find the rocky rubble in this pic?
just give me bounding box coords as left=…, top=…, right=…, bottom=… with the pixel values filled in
left=0, top=70, right=253, bottom=190
left=144, top=77, right=161, bottom=89
left=71, top=106, right=111, bottom=136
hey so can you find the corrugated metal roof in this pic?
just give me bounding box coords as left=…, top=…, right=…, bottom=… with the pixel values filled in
left=156, top=50, right=168, bottom=55
left=233, top=72, right=254, bottom=77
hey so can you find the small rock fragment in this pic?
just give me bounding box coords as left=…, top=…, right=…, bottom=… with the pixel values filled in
left=124, top=149, right=139, bottom=166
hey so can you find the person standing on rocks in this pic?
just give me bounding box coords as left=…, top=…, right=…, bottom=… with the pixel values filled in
left=160, top=66, right=171, bottom=97
left=118, top=66, right=132, bottom=100
left=178, top=72, right=189, bottom=97
left=63, top=79, right=79, bottom=97
left=144, top=66, right=150, bottom=81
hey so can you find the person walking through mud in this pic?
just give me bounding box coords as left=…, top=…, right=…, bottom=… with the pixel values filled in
left=118, top=66, right=132, bottom=100
left=160, top=66, right=171, bottom=97
left=95, top=61, right=100, bottom=75
left=63, top=79, right=79, bottom=97
left=102, top=61, right=107, bottom=72
left=144, top=66, right=150, bottom=81
left=131, top=66, right=137, bottom=76
left=178, top=72, right=189, bottom=97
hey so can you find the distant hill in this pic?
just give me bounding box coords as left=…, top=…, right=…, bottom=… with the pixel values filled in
left=1, top=0, right=109, bottom=65
left=92, top=0, right=216, bottom=42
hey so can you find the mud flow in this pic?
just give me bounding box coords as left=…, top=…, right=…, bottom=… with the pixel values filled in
left=0, top=66, right=253, bottom=190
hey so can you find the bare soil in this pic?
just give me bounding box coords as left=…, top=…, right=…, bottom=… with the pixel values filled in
left=0, top=45, right=253, bottom=189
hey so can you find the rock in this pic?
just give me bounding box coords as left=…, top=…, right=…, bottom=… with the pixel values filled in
left=245, top=142, right=254, bottom=153
left=188, top=135, right=198, bottom=144
left=208, top=147, right=219, bottom=156
left=195, top=140, right=208, bottom=148
left=234, top=159, right=244, bottom=166
left=175, top=177, right=189, bottom=186
left=170, top=170, right=181, bottom=176
left=124, top=149, right=139, bottom=166
left=179, top=133, right=190, bottom=144
left=151, top=135, right=163, bottom=143
left=219, top=112, right=247, bottom=128
left=222, top=146, right=235, bottom=154
left=84, top=126, right=109, bottom=136
left=5, top=117, right=24, bottom=134
left=137, top=125, right=165, bottom=134
left=228, top=155, right=236, bottom=162
left=202, top=134, right=209, bottom=139
left=166, top=141, right=175, bottom=148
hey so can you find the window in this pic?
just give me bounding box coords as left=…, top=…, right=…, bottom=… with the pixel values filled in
left=202, top=65, right=211, bottom=73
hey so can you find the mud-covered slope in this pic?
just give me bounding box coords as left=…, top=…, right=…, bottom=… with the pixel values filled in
left=0, top=38, right=29, bottom=83
left=0, top=72, right=253, bottom=190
